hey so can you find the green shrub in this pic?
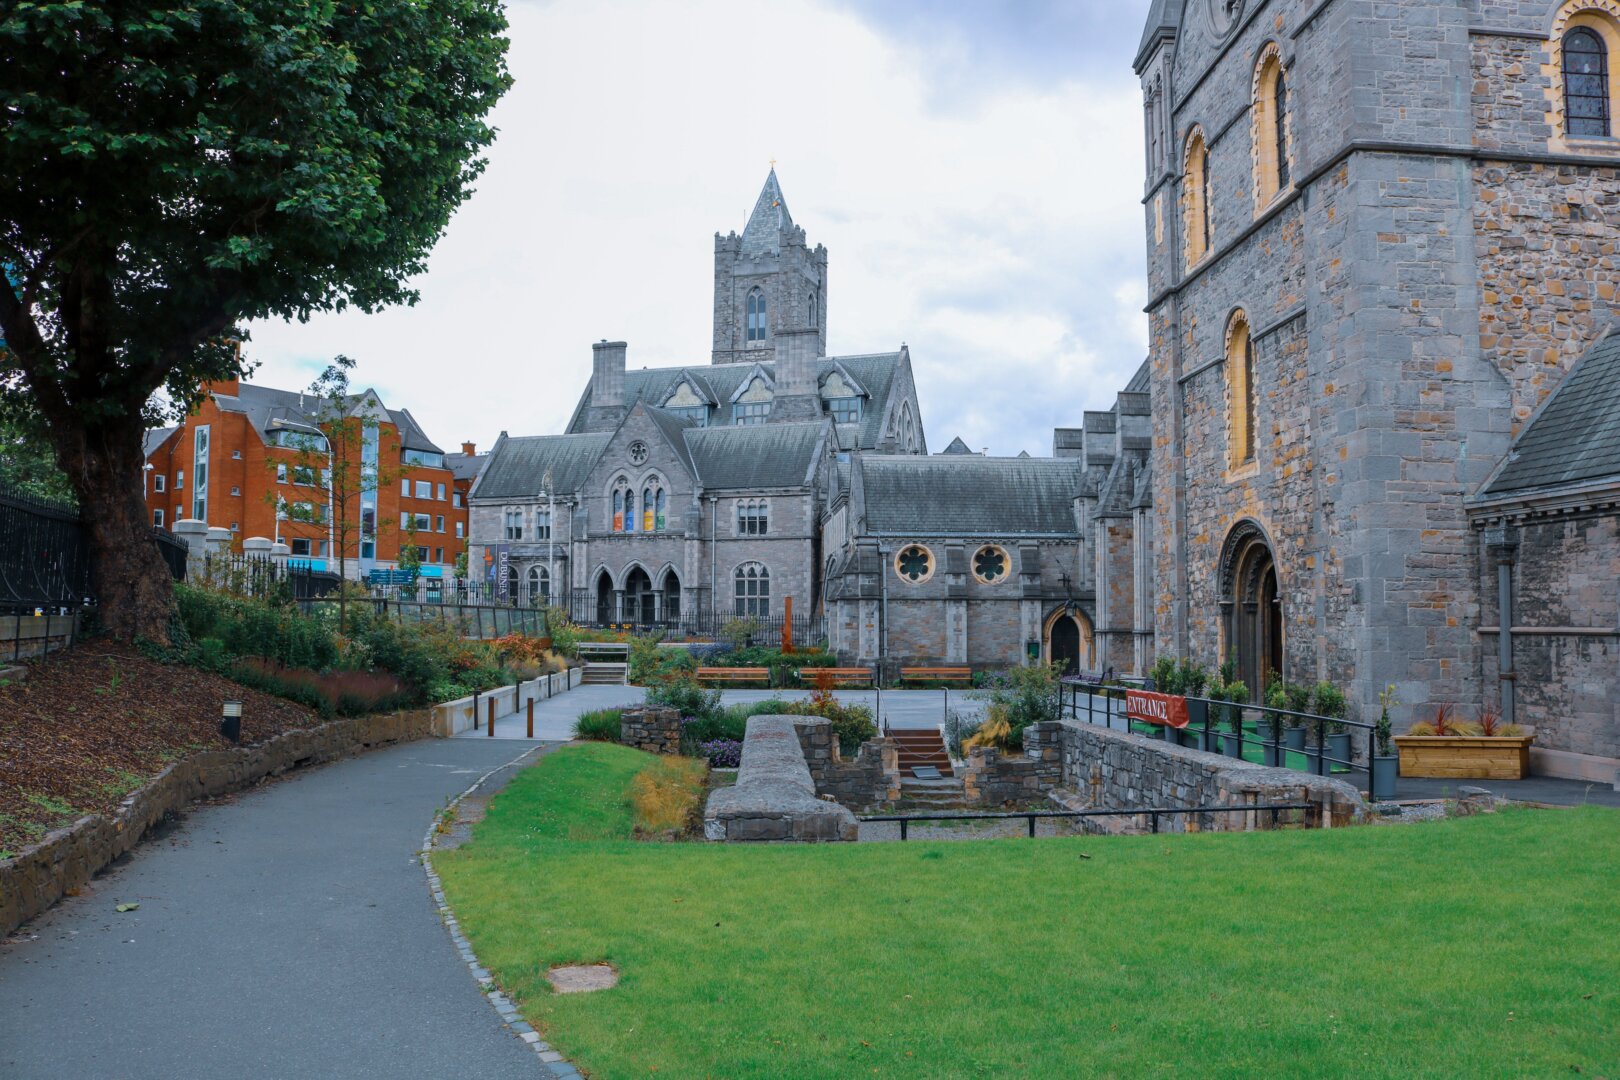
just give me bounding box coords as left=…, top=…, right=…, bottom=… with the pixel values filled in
left=782, top=689, right=877, bottom=755
left=972, top=663, right=1062, bottom=749
left=644, top=678, right=722, bottom=722
left=574, top=709, right=624, bottom=742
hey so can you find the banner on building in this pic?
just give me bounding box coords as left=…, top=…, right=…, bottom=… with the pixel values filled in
left=487, top=544, right=511, bottom=600
left=1125, top=689, right=1189, bottom=729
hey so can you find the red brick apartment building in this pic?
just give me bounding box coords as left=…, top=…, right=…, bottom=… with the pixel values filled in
left=143, top=376, right=484, bottom=582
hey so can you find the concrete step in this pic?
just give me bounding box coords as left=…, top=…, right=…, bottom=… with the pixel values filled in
left=581, top=662, right=628, bottom=685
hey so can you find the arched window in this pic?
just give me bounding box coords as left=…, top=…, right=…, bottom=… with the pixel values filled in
left=746, top=287, right=767, bottom=342
left=734, top=562, right=770, bottom=617
left=1253, top=47, right=1291, bottom=207
left=1226, top=312, right=1257, bottom=468
left=808, top=292, right=818, bottom=327
left=527, top=565, right=549, bottom=606
left=1184, top=129, right=1211, bottom=267
left=641, top=485, right=654, bottom=532
left=1566, top=26, right=1610, bottom=136
left=612, top=478, right=629, bottom=532
left=655, top=488, right=667, bottom=530
left=612, top=488, right=623, bottom=532
left=737, top=499, right=769, bottom=536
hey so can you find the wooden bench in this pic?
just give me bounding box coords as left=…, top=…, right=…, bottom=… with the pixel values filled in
left=695, top=666, right=770, bottom=686
left=900, top=666, right=973, bottom=686
left=797, top=667, right=874, bottom=687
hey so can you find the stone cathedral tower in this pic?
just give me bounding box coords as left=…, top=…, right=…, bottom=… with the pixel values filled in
left=710, top=169, right=828, bottom=365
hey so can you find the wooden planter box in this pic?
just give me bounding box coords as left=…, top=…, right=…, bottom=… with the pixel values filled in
left=1393, top=735, right=1533, bottom=780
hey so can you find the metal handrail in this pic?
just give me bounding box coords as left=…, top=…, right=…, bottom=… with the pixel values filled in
left=859, top=802, right=1319, bottom=839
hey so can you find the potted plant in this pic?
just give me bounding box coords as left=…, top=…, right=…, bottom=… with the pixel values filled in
left=1282, top=681, right=1311, bottom=752
left=1394, top=701, right=1531, bottom=779
left=1312, top=681, right=1350, bottom=771
left=1370, top=683, right=1399, bottom=800
left=1219, top=679, right=1249, bottom=758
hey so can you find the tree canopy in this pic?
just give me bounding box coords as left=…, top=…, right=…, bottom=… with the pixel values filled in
left=0, top=0, right=511, bottom=639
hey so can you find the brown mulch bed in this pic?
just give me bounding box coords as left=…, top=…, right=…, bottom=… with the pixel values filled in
left=0, top=641, right=323, bottom=857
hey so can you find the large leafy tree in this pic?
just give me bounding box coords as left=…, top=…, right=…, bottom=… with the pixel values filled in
left=0, top=0, right=511, bottom=640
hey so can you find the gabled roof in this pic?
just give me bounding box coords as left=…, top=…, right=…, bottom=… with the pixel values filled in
left=567, top=352, right=905, bottom=450
left=446, top=452, right=486, bottom=482
left=472, top=433, right=612, bottom=500
left=683, top=422, right=827, bottom=490
left=642, top=406, right=699, bottom=480
left=856, top=455, right=1083, bottom=537
left=388, top=408, right=443, bottom=454
left=1480, top=331, right=1620, bottom=498
left=940, top=436, right=975, bottom=455
left=1125, top=359, right=1151, bottom=394
left=741, top=168, right=793, bottom=256
left=143, top=426, right=177, bottom=458
left=208, top=382, right=450, bottom=458
left=1135, top=0, right=1183, bottom=73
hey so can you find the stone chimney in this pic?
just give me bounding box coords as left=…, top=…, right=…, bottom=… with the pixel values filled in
left=771, top=328, right=821, bottom=421
left=585, top=340, right=629, bottom=431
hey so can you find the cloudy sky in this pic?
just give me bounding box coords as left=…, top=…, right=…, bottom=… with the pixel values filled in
left=246, top=0, right=1152, bottom=457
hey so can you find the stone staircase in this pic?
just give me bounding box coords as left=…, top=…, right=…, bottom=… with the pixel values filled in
left=580, top=662, right=628, bottom=685
left=888, top=728, right=966, bottom=807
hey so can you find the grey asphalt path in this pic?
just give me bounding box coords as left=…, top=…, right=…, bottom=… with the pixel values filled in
left=463, top=685, right=987, bottom=740
left=0, top=738, right=548, bottom=1080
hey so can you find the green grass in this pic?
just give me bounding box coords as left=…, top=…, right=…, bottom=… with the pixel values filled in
left=435, top=744, right=1620, bottom=1080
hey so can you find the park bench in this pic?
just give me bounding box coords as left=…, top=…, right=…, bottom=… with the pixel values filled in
left=797, top=667, right=874, bottom=687
left=695, top=666, right=771, bottom=686
left=900, top=666, right=972, bottom=686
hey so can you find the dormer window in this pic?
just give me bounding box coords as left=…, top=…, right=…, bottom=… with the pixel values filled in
left=663, top=379, right=712, bottom=426
left=828, top=397, right=862, bottom=424
left=819, top=369, right=864, bottom=425
left=732, top=372, right=774, bottom=425
left=746, top=287, right=767, bottom=343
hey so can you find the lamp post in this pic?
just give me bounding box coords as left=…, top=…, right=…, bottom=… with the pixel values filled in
left=143, top=462, right=154, bottom=498
left=542, top=468, right=556, bottom=617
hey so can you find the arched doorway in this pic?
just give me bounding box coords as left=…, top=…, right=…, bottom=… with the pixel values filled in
left=1221, top=522, right=1283, bottom=700
left=1043, top=607, right=1094, bottom=676
left=659, top=568, right=681, bottom=624
left=595, top=570, right=613, bottom=624
left=623, top=566, right=655, bottom=626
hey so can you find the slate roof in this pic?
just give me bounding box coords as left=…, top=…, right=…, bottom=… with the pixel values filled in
left=472, top=433, right=612, bottom=500
left=566, top=351, right=904, bottom=450
left=446, top=452, right=485, bottom=482
left=940, top=436, right=975, bottom=455
left=387, top=408, right=443, bottom=454
left=143, top=426, right=177, bottom=457
left=1481, top=331, right=1620, bottom=497
left=643, top=406, right=699, bottom=478
left=684, top=422, right=826, bottom=490
left=1135, top=0, right=1183, bottom=72
left=856, top=455, right=1083, bottom=537
left=740, top=169, right=793, bottom=256
left=1125, top=358, right=1151, bottom=394
left=207, top=383, right=447, bottom=455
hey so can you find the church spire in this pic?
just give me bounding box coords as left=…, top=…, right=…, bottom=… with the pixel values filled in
left=740, top=167, right=793, bottom=255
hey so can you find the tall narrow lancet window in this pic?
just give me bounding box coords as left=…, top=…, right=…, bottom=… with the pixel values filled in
left=1274, top=71, right=1290, bottom=188
left=1243, top=334, right=1258, bottom=462
left=1565, top=27, right=1610, bottom=136
left=1184, top=130, right=1211, bottom=267
left=746, top=287, right=767, bottom=342
left=642, top=486, right=655, bottom=532
left=1226, top=312, right=1257, bottom=469
left=655, top=488, right=667, bottom=530
left=612, top=488, right=624, bottom=532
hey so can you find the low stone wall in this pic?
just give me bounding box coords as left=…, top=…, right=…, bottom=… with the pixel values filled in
left=429, top=668, right=582, bottom=737
left=0, top=709, right=432, bottom=936
left=794, top=719, right=899, bottom=810
left=0, top=613, right=79, bottom=662
left=1053, top=720, right=1364, bottom=833
left=961, top=721, right=1066, bottom=805
left=621, top=706, right=681, bottom=754
left=704, top=715, right=858, bottom=841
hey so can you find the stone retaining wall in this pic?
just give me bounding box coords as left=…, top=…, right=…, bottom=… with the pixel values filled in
left=1054, top=720, right=1364, bottom=833
left=620, top=706, right=681, bottom=755
left=0, top=709, right=431, bottom=936
left=961, top=721, right=1066, bottom=805
left=793, top=719, right=899, bottom=811
left=704, top=715, right=858, bottom=842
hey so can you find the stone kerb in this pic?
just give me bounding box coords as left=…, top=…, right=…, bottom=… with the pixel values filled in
left=1055, top=719, right=1364, bottom=833
left=0, top=708, right=432, bottom=936
left=793, top=717, right=900, bottom=810
left=704, top=715, right=858, bottom=842
left=961, top=721, right=1065, bottom=805
left=620, top=706, right=681, bottom=755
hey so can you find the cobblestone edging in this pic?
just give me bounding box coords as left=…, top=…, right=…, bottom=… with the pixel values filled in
left=1, top=709, right=432, bottom=937
left=419, top=747, right=583, bottom=1079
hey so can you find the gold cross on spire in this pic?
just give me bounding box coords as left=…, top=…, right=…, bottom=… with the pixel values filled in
left=769, top=157, right=777, bottom=170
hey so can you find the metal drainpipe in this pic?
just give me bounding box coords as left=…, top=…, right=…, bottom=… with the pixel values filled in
left=878, top=544, right=891, bottom=684
left=1488, top=526, right=1519, bottom=726
left=709, top=496, right=717, bottom=629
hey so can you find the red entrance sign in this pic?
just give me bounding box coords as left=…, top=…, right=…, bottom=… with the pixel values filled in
left=1126, top=689, right=1190, bottom=729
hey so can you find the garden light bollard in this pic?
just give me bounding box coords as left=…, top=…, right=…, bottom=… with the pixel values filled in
left=473, top=690, right=480, bottom=731
left=488, top=694, right=496, bottom=737
left=527, top=698, right=534, bottom=739
left=220, top=699, right=243, bottom=744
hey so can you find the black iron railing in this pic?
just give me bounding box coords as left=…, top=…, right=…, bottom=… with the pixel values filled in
left=1059, top=678, right=1392, bottom=801
left=0, top=487, right=91, bottom=611
left=859, top=802, right=1320, bottom=840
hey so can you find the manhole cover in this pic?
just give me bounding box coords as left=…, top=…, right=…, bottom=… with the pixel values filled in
left=547, top=964, right=618, bottom=993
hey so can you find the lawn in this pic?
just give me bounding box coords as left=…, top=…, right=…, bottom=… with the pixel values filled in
left=434, top=743, right=1620, bottom=1080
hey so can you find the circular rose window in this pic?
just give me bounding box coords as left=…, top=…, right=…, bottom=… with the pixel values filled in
left=972, top=545, right=1009, bottom=584
left=894, top=544, right=934, bottom=584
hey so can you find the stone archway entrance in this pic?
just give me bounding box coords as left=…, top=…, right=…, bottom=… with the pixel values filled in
left=623, top=566, right=655, bottom=626
left=1043, top=608, right=1094, bottom=676
left=1221, top=523, right=1283, bottom=701
left=595, top=570, right=613, bottom=624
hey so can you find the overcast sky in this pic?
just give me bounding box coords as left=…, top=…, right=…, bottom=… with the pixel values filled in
left=245, top=0, right=1151, bottom=457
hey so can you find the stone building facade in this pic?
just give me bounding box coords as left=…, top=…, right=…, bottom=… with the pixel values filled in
left=468, top=171, right=1154, bottom=673
left=1137, top=0, right=1620, bottom=776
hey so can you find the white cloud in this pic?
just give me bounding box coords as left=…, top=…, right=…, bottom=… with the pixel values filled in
left=245, top=0, right=1148, bottom=457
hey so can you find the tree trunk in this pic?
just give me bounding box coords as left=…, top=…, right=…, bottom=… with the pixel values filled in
left=57, top=416, right=174, bottom=642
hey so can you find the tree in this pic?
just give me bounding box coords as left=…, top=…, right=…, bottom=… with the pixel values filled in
left=0, top=399, right=75, bottom=504
left=278, top=358, right=400, bottom=632
left=0, top=1, right=511, bottom=640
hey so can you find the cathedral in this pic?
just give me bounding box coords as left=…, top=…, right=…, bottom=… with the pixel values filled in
left=1137, top=0, right=1619, bottom=780
left=465, top=171, right=1153, bottom=677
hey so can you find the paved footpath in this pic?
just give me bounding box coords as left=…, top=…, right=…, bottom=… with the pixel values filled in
left=0, top=738, right=549, bottom=1080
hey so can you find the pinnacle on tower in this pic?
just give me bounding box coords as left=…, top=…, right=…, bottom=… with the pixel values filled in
left=740, top=168, right=794, bottom=256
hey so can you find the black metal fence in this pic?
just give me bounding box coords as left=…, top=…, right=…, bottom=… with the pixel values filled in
left=859, top=802, right=1321, bottom=840
left=1060, top=677, right=1393, bottom=802
left=296, top=596, right=548, bottom=639
left=194, top=553, right=341, bottom=601
left=0, top=487, right=92, bottom=612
